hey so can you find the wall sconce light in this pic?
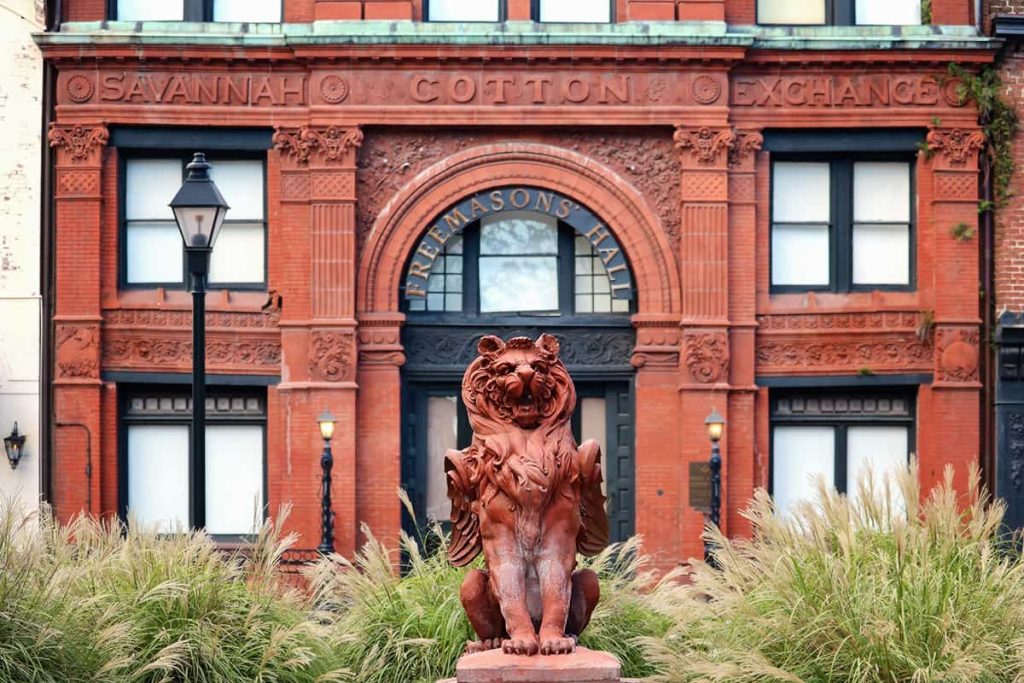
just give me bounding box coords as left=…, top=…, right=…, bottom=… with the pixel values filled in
left=4, top=422, right=26, bottom=470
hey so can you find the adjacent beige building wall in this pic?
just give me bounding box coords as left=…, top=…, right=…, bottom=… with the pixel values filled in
left=0, top=0, right=44, bottom=508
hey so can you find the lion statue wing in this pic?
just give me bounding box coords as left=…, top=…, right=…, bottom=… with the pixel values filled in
left=445, top=448, right=482, bottom=567
left=576, top=439, right=610, bottom=556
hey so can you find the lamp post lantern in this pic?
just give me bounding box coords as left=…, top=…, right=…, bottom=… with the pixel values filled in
left=704, top=408, right=726, bottom=567
left=4, top=422, right=26, bottom=470
left=169, top=152, right=229, bottom=529
left=317, top=409, right=337, bottom=555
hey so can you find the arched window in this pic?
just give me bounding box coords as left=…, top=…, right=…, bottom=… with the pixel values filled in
left=403, top=187, right=633, bottom=317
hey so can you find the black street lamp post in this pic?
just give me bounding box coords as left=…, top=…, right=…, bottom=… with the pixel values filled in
left=317, top=409, right=337, bottom=555
left=704, top=408, right=726, bottom=567
left=169, top=153, right=229, bottom=529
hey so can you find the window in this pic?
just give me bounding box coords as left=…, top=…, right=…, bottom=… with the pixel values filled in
left=122, top=154, right=266, bottom=289
left=122, top=389, right=267, bottom=538
left=114, top=0, right=282, bottom=22
left=426, top=0, right=501, bottom=21
left=404, top=205, right=632, bottom=317
left=770, top=390, right=913, bottom=518
left=537, top=0, right=613, bottom=22
left=757, top=0, right=920, bottom=25
left=771, top=157, right=913, bottom=292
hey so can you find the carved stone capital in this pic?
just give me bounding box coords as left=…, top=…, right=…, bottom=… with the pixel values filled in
left=935, top=326, right=980, bottom=384
left=728, top=129, right=764, bottom=170
left=630, top=318, right=680, bottom=369
left=56, top=324, right=100, bottom=380
left=684, top=330, right=730, bottom=384
left=673, top=126, right=735, bottom=167
left=48, top=124, right=108, bottom=165
left=926, top=128, right=985, bottom=168
left=309, top=330, right=357, bottom=382
left=274, top=125, right=363, bottom=167
left=357, top=315, right=406, bottom=367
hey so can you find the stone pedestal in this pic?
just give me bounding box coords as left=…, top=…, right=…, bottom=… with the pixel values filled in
left=452, top=647, right=621, bottom=683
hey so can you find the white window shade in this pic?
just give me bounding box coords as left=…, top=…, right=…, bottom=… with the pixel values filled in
left=856, top=0, right=921, bottom=24
left=853, top=224, right=910, bottom=285
left=540, top=0, right=612, bottom=22
left=773, top=163, right=830, bottom=222
left=127, top=425, right=189, bottom=532
left=126, top=159, right=181, bottom=220
left=209, top=160, right=264, bottom=221
left=426, top=396, right=458, bottom=522
left=117, top=0, right=184, bottom=20
left=758, top=0, right=825, bottom=24
left=209, top=223, right=265, bottom=284
left=854, top=162, right=911, bottom=223
left=213, top=0, right=282, bottom=22
left=428, top=0, right=500, bottom=21
left=847, top=426, right=909, bottom=509
left=771, top=224, right=831, bottom=286
left=772, top=426, right=835, bottom=518
left=205, top=425, right=264, bottom=536
left=126, top=222, right=185, bottom=284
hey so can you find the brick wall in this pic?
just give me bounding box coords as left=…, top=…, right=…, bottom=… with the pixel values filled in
left=995, top=46, right=1024, bottom=312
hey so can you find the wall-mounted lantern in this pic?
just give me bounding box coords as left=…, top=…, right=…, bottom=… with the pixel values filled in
left=4, top=422, right=26, bottom=470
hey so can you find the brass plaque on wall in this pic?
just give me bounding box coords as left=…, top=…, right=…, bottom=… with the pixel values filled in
left=689, top=461, right=712, bottom=511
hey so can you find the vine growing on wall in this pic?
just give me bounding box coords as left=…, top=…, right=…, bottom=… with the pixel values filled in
left=948, top=63, right=1019, bottom=205
left=921, top=0, right=932, bottom=24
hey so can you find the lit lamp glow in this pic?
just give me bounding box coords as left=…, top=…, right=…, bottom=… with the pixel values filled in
left=703, top=408, right=726, bottom=567
left=317, top=409, right=337, bottom=554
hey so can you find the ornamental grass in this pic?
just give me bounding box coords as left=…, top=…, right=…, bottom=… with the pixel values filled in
left=644, top=462, right=1024, bottom=683
left=304, top=491, right=674, bottom=682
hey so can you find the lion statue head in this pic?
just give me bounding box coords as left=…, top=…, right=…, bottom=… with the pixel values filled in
left=463, top=334, right=575, bottom=432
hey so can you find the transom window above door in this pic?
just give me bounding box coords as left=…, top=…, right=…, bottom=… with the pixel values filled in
left=403, top=187, right=633, bottom=317
left=757, top=0, right=921, bottom=25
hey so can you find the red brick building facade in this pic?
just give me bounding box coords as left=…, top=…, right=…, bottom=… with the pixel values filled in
left=39, top=0, right=995, bottom=566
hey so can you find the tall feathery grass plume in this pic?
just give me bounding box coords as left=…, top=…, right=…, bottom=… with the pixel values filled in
left=643, top=461, right=1024, bottom=683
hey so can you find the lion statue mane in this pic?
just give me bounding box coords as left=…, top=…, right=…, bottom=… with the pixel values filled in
left=445, top=333, right=609, bottom=657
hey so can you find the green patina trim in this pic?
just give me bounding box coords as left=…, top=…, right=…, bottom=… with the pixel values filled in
left=35, top=20, right=998, bottom=51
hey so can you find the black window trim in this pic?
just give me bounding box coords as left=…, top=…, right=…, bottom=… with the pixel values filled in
left=423, top=0, right=615, bottom=22
left=768, top=388, right=917, bottom=498
left=117, top=385, right=269, bottom=543
left=755, top=0, right=921, bottom=26
left=109, top=0, right=284, bottom=22
left=117, top=149, right=269, bottom=293
left=402, top=216, right=635, bottom=321
left=769, top=151, right=917, bottom=295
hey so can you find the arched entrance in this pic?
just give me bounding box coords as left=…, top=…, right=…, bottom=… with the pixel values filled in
left=356, top=142, right=681, bottom=549
left=399, top=186, right=638, bottom=540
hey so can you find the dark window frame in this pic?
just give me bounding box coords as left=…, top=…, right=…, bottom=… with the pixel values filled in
left=423, top=0, right=506, bottom=21
left=531, top=0, right=615, bottom=22
left=768, top=388, right=916, bottom=498
left=117, top=386, right=269, bottom=544
left=109, top=0, right=284, bottom=22
left=117, top=150, right=269, bottom=292
left=769, top=152, right=917, bottom=295
left=402, top=216, right=634, bottom=322
left=423, top=0, right=615, bottom=22
left=756, top=0, right=920, bottom=26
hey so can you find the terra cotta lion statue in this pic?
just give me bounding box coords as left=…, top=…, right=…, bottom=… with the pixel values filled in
left=445, top=334, right=610, bottom=656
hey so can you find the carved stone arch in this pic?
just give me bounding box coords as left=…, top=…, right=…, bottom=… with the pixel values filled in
left=357, top=142, right=680, bottom=316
